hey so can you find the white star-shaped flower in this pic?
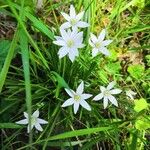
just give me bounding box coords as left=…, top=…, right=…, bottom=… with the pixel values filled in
left=16, top=110, right=48, bottom=133
left=93, top=81, right=122, bottom=109
left=60, top=5, right=89, bottom=30
left=126, top=89, right=137, bottom=100
left=62, top=81, right=92, bottom=114
left=53, top=28, right=84, bottom=62
left=89, top=29, right=113, bottom=57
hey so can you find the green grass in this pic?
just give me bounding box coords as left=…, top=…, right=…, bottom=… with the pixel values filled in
left=0, top=0, right=150, bottom=149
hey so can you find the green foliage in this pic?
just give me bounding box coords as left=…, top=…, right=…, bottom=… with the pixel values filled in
left=0, top=40, right=11, bottom=71
left=134, top=98, right=148, bottom=112
left=0, top=123, right=21, bottom=129
left=0, top=0, right=150, bottom=149
left=135, top=118, right=150, bottom=130
left=146, top=55, right=150, bottom=66
left=127, top=64, right=145, bottom=80
left=105, top=61, right=121, bottom=74
left=132, top=0, right=145, bottom=8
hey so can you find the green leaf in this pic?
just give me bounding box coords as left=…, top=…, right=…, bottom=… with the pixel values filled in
left=132, top=0, right=145, bottom=8
left=135, top=118, right=150, bottom=130
left=51, top=71, right=69, bottom=89
left=127, top=64, right=145, bottom=79
left=146, top=55, right=150, bottom=66
left=46, top=126, right=113, bottom=141
left=0, top=123, right=21, bottom=129
left=0, top=29, right=19, bottom=92
left=105, top=62, right=121, bottom=74
left=134, top=98, right=148, bottom=112
left=25, top=12, right=54, bottom=40
left=0, top=40, right=11, bottom=71
left=109, top=49, right=118, bottom=61
left=10, top=2, right=54, bottom=40
left=40, top=140, right=86, bottom=147
left=98, top=70, right=108, bottom=83
left=19, top=126, right=113, bottom=149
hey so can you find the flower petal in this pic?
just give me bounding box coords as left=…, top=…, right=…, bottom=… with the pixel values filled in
left=16, top=119, right=28, bottom=125
left=78, top=44, right=85, bottom=48
left=77, top=21, right=89, bottom=28
left=93, top=93, right=103, bottom=101
left=74, top=102, right=80, bottom=114
left=89, top=39, right=95, bottom=47
left=60, top=29, right=69, bottom=41
left=60, top=22, right=71, bottom=29
left=62, top=98, right=74, bottom=107
left=65, top=88, right=74, bottom=97
left=92, top=48, right=99, bottom=57
left=98, top=29, right=106, bottom=42
left=37, top=118, right=48, bottom=124
left=126, top=90, right=136, bottom=100
left=110, top=89, right=122, bottom=94
left=81, top=93, right=92, bottom=99
left=73, top=31, right=83, bottom=42
left=70, top=5, right=76, bottom=18
left=103, top=96, right=108, bottom=109
left=53, top=40, right=66, bottom=46
left=100, top=86, right=106, bottom=92
left=70, top=48, right=79, bottom=56
left=99, top=47, right=110, bottom=56
left=58, top=47, right=68, bottom=59
left=61, top=12, right=70, bottom=21
left=107, top=81, right=116, bottom=90
left=27, top=124, right=34, bottom=133
left=76, top=11, right=84, bottom=21
left=80, top=100, right=91, bottom=111
left=24, top=112, right=28, bottom=118
left=54, top=36, right=63, bottom=40
left=72, top=26, right=78, bottom=32
left=67, top=29, right=72, bottom=35
left=35, top=123, right=43, bottom=132
left=108, top=95, right=118, bottom=107
left=68, top=49, right=76, bottom=62
left=76, top=81, right=84, bottom=94
left=32, top=110, right=39, bottom=118
left=90, top=33, right=97, bottom=43
left=101, top=40, right=113, bottom=46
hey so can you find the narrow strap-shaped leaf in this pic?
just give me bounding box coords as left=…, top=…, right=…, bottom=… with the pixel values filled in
left=18, top=126, right=113, bottom=150
left=0, top=123, right=21, bottom=129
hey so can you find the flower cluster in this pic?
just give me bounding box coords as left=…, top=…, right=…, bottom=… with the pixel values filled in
left=62, top=81, right=122, bottom=114
left=62, top=81, right=137, bottom=114
left=53, top=5, right=112, bottom=62
left=15, top=5, right=137, bottom=133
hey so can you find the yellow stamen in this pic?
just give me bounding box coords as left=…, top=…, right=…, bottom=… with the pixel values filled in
left=95, top=42, right=101, bottom=48
left=67, top=40, right=74, bottom=48
left=70, top=19, right=77, bottom=25
left=74, top=95, right=81, bottom=101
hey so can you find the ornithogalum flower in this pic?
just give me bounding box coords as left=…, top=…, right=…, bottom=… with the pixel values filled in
left=62, top=81, right=92, bottom=114
left=60, top=5, right=89, bottom=30
left=53, top=28, right=84, bottom=62
left=93, top=81, right=122, bottom=109
left=89, top=29, right=112, bottom=57
left=126, top=90, right=137, bottom=100
left=16, top=110, right=48, bottom=133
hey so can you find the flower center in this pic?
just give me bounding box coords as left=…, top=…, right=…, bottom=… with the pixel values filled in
left=103, top=90, right=110, bottom=96
left=31, top=117, right=37, bottom=125
left=95, top=42, right=101, bottom=48
left=70, top=18, right=77, bottom=26
left=74, top=95, right=81, bottom=101
left=67, top=40, right=74, bottom=48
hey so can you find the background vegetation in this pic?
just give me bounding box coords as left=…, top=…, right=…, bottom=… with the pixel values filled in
left=0, top=0, right=150, bottom=149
